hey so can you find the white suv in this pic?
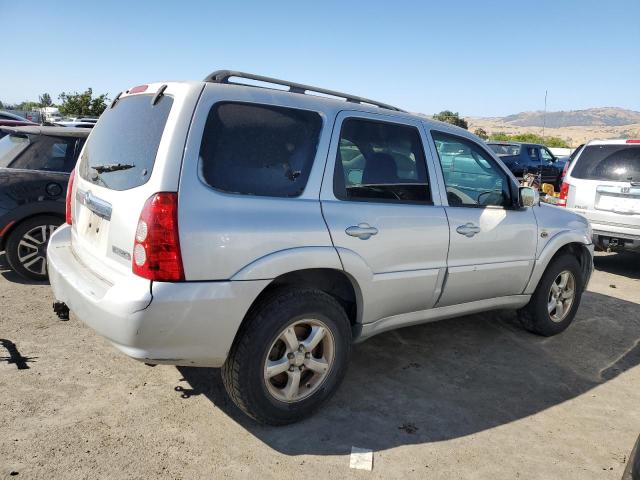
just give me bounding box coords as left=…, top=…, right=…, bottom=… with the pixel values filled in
left=561, top=139, right=640, bottom=251
left=47, top=71, right=593, bottom=424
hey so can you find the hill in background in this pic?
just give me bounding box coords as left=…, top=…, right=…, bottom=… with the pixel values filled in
left=501, top=107, right=640, bottom=128
left=468, top=107, right=640, bottom=147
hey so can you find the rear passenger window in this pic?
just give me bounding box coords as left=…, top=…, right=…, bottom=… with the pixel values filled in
left=199, top=102, right=322, bottom=197
left=333, top=118, right=431, bottom=204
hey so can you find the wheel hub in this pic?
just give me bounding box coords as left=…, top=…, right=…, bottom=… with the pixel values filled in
left=292, top=350, right=305, bottom=367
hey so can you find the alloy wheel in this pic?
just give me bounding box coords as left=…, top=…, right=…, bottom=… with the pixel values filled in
left=17, top=224, right=57, bottom=277
left=547, top=270, right=576, bottom=322
left=263, top=319, right=335, bottom=403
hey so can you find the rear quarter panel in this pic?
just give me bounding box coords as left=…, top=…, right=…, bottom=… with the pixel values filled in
left=177, top=84, right=339, bottom=281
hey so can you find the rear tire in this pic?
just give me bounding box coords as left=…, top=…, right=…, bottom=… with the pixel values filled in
left=518, top=253, right=583, bottom=336
left=5, top=215, right=62, bottom=281
left=222, top=288, right=352, bottom=425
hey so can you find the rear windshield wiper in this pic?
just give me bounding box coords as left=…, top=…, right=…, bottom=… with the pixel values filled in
left=91, top=163, right=135, bottom=173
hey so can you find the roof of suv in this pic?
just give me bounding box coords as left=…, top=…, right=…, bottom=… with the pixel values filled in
left=584, top=139, right=640, bottom=146
left=0, top=125, right=91, bottom=137
left=115, top=71, right=478, bottom=141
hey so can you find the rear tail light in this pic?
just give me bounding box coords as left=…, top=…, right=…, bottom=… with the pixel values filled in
left=626, top=139, right=640, bottom=144
left=558, top=182, right=569, bottom=207
left=561, top=161, right=570, bottom=179
left=65, top=169, right=76, bottom=224
left=132, top=192, right=184, bottom=282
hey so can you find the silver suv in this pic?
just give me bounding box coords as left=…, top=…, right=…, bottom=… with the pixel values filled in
left=47, top=71, right=593, bottom=425
left=560, top=139, right=640, bottom=252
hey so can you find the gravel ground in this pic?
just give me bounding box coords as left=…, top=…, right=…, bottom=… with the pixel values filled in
left=1, top=251, right=639, bottom=479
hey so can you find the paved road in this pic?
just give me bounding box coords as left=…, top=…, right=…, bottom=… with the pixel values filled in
left=1, top=252, right=639, bottom=479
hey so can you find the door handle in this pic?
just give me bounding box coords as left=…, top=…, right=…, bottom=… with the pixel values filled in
left=346, top=223, right=378, bottom=240
left=456, top=223, right=481, bottom=238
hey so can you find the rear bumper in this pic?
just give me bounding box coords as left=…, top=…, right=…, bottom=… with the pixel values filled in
left=591, top=225, right=640, bottom=252
left=47, top=224, right=269, bottom=367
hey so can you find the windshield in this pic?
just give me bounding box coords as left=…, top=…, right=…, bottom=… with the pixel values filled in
left=571, top=144, right=640, bottom=182
left=0, top=134, right=30, bottom=167
left=78, top=93, right=173, bottom=191
left=488, top=144, right=520, bottom=156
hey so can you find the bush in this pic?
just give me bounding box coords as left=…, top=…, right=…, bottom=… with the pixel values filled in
left=488, top=132, right=569, bottom=148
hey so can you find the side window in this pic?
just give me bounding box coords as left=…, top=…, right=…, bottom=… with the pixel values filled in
left=431, top=131, right=511, bottom=208
left=526, top=146, right=539, bottom=163
left=540, top=148, right=554, bottom=162
left=199, top=102, right=322, bottom=198
left=333, top=118, right=431, bottom=204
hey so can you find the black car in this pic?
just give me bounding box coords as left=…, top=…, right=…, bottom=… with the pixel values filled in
left=487, top=141, right=567, bottom=189
left=0, top=126, right=89, bottom=280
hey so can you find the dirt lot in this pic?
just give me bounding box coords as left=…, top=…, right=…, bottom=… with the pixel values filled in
left=1, top=252, right=639, bottom=479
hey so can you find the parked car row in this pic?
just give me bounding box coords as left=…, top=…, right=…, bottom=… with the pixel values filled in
left=40, top=71, right=594, bottom=425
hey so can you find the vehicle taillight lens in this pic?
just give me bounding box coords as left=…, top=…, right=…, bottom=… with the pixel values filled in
left=132, top=192, right=184, bottom=282
left=65, top=169, right=76, bottom=224
left=626, top=139, right=640, bottom=144
left=558, top=182, right=569, bottom=207
left=561, top=161, right=570, bottom=178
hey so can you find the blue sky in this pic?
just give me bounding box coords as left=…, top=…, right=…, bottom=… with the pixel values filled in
left=2, top=0, right=639, bottom=117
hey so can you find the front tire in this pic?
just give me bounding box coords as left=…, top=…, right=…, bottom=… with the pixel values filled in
left=5, top=215, right=62, bottom=281
left=222, top=288, right=352, bottom=425
left=518, top=253, right=584, bottom=336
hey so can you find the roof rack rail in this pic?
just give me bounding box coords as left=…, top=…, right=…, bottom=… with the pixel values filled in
left=203, top=70, right=403, bottom=112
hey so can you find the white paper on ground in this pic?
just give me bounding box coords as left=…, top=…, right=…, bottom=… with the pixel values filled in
left=350, top=446, right=373, bottom=471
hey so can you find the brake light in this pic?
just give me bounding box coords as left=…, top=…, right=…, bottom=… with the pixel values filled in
left=626, top=139, right=640, bottom=144
left=65, top=169, right=76, bottom=224
left=132, top=192, right=184, bottom=281
left=561, top=161, right=570, bottom=178
left=128, top=84, right=148, bottom=94
left=558, top=182, right=569, bottom=207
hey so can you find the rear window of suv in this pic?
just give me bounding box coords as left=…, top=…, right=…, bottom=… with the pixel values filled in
left=571, top=144, right=640, bottom=182
left=78, top=94, right=173, bottom=190
left=488, top=143, right=521, bottom=156
left=199, top=102, right=322, bottom=197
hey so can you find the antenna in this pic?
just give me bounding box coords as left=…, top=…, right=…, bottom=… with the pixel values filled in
left=542, top=90, right=548, bottom=139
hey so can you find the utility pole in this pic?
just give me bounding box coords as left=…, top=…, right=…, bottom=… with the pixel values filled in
left=542, top=90, right=548, bottom=139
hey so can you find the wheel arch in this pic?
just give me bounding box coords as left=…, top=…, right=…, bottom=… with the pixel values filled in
left=524, top=233, right=593, bottom=294
left=0, top=211, right=65, bottom=251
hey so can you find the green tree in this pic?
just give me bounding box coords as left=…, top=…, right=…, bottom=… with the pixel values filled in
left=473, top=127, right=488, bottom=140
left=433, top=110, right=468, bottom=129
left=0, top=100, right=4, bottom=109
left=39, top=93, right=53, bottom=107
left=16, top=101, right=40, bottom=111
left=488, top=132, right=570, bottom=148
left=58, top=88, right=109, bottom=117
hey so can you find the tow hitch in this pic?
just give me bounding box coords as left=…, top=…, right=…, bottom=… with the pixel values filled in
left=53, top=301, right=70, bottom=320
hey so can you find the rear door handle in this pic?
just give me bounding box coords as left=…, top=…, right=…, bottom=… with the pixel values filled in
left=346, top=223, right=378, bottom=240
left=456, top=223, right=481, bottom=237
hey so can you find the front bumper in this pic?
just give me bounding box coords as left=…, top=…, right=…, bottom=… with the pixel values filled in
left=47, top=225, right=269, bottom=367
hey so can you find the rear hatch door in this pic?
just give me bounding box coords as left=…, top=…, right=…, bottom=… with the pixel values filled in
left=70, top=82, right=203, bottom=284
left=568, top=142, right=640, bottom=231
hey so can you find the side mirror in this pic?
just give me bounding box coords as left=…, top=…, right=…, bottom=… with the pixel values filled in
left=519, top=186, right=539, bottom=207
